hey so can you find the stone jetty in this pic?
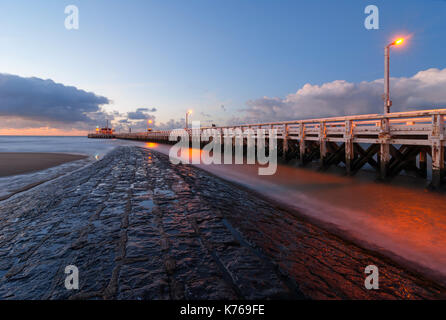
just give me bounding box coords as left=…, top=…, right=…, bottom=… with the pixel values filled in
left=0, top=147, right=444, bottom=299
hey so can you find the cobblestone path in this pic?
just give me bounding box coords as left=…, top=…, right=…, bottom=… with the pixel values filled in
left=0, top=146, right=444, bottom=299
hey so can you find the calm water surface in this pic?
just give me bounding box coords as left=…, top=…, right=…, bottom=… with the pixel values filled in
left=0, top=136, right=145, bottom=200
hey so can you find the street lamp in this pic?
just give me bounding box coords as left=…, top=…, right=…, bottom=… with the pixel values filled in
left=147, top=119, right=153, bottom=132
left=384, top=37, right=405, bottom=114
left=185, top=110, right=193, bottom=129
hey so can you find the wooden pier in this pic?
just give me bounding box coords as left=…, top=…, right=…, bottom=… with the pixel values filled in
left=87, top=133, right=115, bottom=139
left=89, top=109, right=446, bottom=188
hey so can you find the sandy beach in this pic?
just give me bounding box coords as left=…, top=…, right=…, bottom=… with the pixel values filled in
left=0, top=152, right=88, bottom=178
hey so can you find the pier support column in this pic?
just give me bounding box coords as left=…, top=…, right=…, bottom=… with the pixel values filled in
left=379, top=143, right=390, bottom=180
left=430, top=114, right=445, bottom=189
left=431, top=141, right=444, bottom=189
left=319, top=141, right=327, bottom=167
left=299, top=123, right=305, bottom=166
left=419, top=150, right=427, bottom=178
left=344, top=120, right=354, bottom=175
left=378, top=118, right=391, bottom=180
left=282, top=124, right=289, bottom=160
left=319, top=122, right=327, bottom=168
left=299, top=140, right=306, bottom=166
left=345, top=140, right=354, bottom=175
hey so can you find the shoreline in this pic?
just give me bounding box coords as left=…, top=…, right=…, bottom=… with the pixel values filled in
left=0, top=152, right=89, bottom=178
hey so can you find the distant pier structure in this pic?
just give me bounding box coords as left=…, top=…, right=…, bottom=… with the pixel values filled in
left=89, top=109, right=446, bottom=188
left=88, top=120, right=115, bottom=139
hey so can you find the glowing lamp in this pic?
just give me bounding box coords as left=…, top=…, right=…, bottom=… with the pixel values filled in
left=394, top=38, right=404, bottom=46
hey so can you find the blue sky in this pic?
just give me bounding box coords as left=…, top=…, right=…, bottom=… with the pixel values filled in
left=0, top=0, right=446, bottom=132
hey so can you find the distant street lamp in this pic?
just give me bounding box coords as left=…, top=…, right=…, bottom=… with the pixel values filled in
left=147, top=119, right=153, bottom=132
left=185, top=110, right=193, bottom=129
left=384, top=37, right=405, bottom=114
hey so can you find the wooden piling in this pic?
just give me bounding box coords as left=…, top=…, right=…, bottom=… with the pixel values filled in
left=299, top=123, right=305, bottom=166
left=344, top=120, right=354, bottom=175
left=419, top=151, right=427, bottom=178
left=431, top=114, right=445, bottom=188
left=319, top=121, right=327, bottom=167
left=282, top=124, right=289, bottom=160
left=379, top=118, right=391, bottom=180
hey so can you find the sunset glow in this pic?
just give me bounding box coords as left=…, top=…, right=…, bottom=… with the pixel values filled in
left=0, top=127, right=89, bottom=136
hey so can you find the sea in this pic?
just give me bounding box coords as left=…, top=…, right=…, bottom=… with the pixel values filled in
left=0, top=136, right=146, bottom=201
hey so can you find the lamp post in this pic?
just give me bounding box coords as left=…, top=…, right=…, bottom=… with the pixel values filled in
left=384, top=38, right=404, bottom=114
left=147, top=119, right=153, bottom=132
left=186, top=110, right=192, bottom=129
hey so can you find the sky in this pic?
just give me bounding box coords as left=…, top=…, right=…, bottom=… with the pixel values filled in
left=0, top=0, right=446, bottom=135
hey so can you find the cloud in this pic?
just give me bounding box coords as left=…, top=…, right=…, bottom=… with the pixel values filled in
left=0, top=73, right=111, bottom=128
left=239, top=68, right=446, bottom=123
left=127, top=107, right=157, bottom=120
left=114, top=104, right=184, bottom=132
left=200, top=111, right=211, bottom=118
left=155, top=119, right=185, bottom=130
left=114, top=117, right=185, bottom=132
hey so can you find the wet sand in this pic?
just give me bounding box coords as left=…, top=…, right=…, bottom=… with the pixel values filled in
left=0, top=153, right=88, bottom=177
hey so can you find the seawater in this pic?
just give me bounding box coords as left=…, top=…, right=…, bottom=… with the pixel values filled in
left=0, top=136, right=145, bottom=200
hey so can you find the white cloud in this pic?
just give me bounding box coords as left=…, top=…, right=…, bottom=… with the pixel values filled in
left=237, top=68, right=446, bottom=124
